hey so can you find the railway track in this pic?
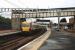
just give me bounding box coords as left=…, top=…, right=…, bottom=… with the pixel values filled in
left=0, top=28, right=46, bottom=50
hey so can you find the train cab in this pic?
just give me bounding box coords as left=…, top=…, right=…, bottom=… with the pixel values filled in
left=21, top=21, right=32, bottom=32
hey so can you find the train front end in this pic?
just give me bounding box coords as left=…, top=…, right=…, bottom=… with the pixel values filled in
left=21, top=21, right=31, bottom=32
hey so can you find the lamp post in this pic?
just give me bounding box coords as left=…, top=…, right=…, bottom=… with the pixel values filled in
left=57, top=9, right=61, bottom=30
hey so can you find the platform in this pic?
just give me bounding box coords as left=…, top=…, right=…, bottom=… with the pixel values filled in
left=17, top=28, right=51, bottom=50
left=39, top=29, right=75, bottom=50
left=0, top=30, right=21, bottom=36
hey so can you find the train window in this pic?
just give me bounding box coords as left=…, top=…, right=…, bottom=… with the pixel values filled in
left=21, top=23, right=30, bottom=27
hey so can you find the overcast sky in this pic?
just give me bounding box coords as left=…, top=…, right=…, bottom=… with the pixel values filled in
left=0, top=0, right=74, bottom=23
left=0, top=0, right=75, bottom=8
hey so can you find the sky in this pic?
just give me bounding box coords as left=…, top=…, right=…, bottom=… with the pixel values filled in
left=0, top=0, right=75, bottom=8
left=0, top=0, right=75, bottom=23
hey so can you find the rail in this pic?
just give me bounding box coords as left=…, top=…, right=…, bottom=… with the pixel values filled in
left=18, top=28, right=51, bottom=50
left=0, top=28, right=46, bottom=50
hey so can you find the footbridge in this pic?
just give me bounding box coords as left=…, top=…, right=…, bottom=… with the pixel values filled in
left=0, top=7, right=75, bottom=18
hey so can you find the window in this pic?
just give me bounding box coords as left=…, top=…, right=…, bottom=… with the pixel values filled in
left=21, top=23, right=29, bottom=27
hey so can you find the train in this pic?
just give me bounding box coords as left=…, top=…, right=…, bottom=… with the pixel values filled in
left=20, top=21, right=47, bottom=34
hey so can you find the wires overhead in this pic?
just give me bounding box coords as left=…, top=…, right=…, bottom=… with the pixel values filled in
left=4, top=0, right=21, bottom=8
left=0, top=4, right=3, bottom=8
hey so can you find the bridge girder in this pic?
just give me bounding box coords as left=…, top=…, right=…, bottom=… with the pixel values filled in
left=0, top=7, right=75, bottom=18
